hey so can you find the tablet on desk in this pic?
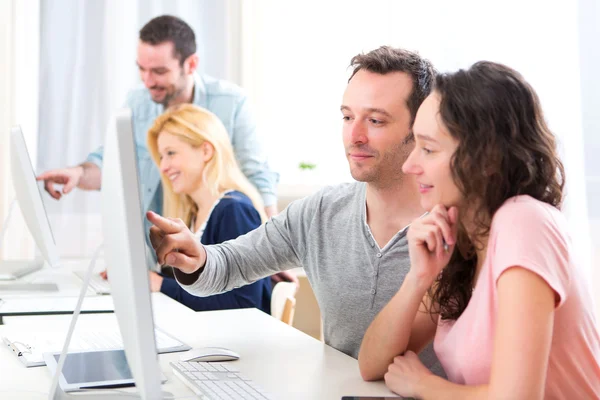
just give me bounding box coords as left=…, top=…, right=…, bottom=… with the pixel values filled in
left=43, top=349, right=140, bottom=392
left=44, top=349, right=167, bottom=392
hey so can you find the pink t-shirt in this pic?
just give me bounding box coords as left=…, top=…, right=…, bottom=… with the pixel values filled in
left=434, top=195, right=600, bottom=398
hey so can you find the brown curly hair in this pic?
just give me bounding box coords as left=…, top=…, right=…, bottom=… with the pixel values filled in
left=429, top=61, right=565, bottom=320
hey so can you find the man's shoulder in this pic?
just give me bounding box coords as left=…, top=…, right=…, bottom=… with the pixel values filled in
left=126, top=84, right=151, bottom=103
left=297, top=182, right=365, bottom=213
left=200, top=74, right=246, bottom=100
left=124, top=85, right=156, bottom=115
left=314, top=182, right=364, bottom=201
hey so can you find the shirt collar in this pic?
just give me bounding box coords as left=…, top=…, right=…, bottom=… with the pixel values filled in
left=192, top=73, right=207, bottom=107
left=361, top=184, right=422, bottom=251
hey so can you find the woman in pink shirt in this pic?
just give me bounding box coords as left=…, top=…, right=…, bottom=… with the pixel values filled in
left=358, top=61, right=600, bottom=399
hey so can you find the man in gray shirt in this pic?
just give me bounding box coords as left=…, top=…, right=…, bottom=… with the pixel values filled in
left=148, top=46, right=442, bottom=373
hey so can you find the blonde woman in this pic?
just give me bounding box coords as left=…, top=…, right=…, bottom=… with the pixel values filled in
left=146, top=104, right=272, bottom=313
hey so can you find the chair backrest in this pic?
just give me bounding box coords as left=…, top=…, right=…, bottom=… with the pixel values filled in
left=281, top=297, right=296, bottom=326
left=271, top=281, right=297, bottom=325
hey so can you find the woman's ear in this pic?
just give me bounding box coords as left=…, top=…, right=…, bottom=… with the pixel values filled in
left=201, top=142, right=214, bottom=162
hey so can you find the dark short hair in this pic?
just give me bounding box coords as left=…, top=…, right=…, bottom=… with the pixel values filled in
left=139, top=15, right=196, bottom=65
left=349, top=46, right=437, bottom=127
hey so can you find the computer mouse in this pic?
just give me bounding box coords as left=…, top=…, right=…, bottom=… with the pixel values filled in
left=179, top=347, right=240, bottom=362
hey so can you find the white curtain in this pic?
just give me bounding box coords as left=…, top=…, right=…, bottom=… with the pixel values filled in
left=240, top=0, right=594, bottom=281
left=579, top=0, right=600, bottom=316
left=37, top=0, right=240, bottom=258
left=0, top=0, right=40, bottom=261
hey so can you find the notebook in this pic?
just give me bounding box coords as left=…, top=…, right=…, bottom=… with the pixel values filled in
left=2, top=325, right=190, bottom=367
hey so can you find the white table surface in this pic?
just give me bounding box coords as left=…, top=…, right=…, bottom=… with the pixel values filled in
left=0, top=291, right=396, bottom=399
left=0, top=259, right=106, bottom=298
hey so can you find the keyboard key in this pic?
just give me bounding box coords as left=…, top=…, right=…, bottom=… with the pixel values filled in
left=222, top=364, right=240, bottom=373
left=212, top=363, right=229, bottom=372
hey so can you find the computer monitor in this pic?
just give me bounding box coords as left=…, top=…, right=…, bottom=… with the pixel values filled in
left=101, top=108, right=163, bottom=399
left=1, top=127, right=62, bottom=279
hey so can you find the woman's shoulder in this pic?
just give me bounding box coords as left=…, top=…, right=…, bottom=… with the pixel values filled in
left=491, top=195, right=567, bottom=234
left=209, top=191, right=260, bottom=222
left=214, top=191, right=254, bottom=211
left=203, top=191, right=261, bottom=242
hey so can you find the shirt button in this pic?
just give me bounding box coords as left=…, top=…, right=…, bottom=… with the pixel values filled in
left=376, top=253, right=382, bottom=258
left=371, top=289, right=376, bottom=294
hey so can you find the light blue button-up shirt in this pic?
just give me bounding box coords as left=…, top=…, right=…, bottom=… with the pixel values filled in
left=86, top=73, right=278, bottom=215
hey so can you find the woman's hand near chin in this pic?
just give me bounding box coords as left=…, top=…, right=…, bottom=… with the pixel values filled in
left=407, top=204, right=459, bottom=289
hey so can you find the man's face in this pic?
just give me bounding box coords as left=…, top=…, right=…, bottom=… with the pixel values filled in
left=136, top=41, right=188, bottom=106
left=341, top=70, right=414, bottom=185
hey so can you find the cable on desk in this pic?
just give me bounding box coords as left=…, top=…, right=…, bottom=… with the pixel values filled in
left=47, top=242, right=104, bottom=400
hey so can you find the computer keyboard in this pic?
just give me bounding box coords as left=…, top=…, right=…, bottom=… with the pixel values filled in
left=73, top=271, right=111, bottom=294
left=171, top=361, right=273, bottom=400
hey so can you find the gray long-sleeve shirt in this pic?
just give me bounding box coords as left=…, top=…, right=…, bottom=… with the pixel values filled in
left=178, top=182, right=442, bottom=373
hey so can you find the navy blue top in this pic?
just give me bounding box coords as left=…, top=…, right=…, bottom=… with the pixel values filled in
left=159, top=191, right=271, bottom=314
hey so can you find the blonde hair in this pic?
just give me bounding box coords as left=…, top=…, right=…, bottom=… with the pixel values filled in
left=147, top=104, right=267, bottom=226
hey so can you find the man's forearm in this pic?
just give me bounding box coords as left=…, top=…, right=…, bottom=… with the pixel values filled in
left=78, top=162, right=102, bottom=190
left=178, top=215, right=301, bottom=296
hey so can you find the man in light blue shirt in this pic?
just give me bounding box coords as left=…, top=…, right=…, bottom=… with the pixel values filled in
left=38, top=15, right=279, bottom=218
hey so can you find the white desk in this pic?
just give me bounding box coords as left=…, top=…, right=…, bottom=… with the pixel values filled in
left=0, top=260, right=115, bottom=323
left=0, top=259, right=105, bottom=298
left=0, top=292, right=395, bottom=399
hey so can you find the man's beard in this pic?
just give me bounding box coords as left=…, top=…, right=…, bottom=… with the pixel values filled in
left=156, top=84, right=185, bottom=107
left=152, top=71, right=187, bottom=107
left=349, top=141, right=412, bottom=185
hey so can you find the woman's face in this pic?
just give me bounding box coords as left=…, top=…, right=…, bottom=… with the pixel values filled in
left=156, top=132, right=213, bottom=195
left=402, top=93, right=463, bottom=211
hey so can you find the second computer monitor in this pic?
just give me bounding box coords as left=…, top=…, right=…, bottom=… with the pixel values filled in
left=101, top=108, right=163, bottom=399
left=3, top=127, right=61, bottom=278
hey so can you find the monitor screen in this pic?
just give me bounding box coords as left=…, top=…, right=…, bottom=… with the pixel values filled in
left=10, top=126, right=61, bottom=268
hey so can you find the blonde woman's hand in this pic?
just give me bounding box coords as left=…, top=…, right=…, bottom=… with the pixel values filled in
left=148, top=271, right=164, bottom=292
left=407, top=204, right=458, bottom=289
left=147, top=211, right=207, bottom=275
